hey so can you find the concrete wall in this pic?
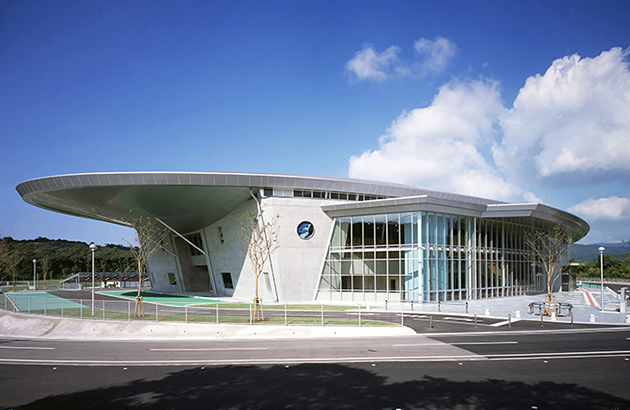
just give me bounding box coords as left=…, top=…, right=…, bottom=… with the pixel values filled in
left=256, top=197, right=335, bottom=302
left=173, top=237, right=211, bottom=293
left=202, top=199, right=255, bottom=299
left=147, top=196, right=337, bottom=302
left=147, top=235, right=183, bottom=293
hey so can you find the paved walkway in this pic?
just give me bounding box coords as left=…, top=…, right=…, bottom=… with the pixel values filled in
left=100, top=290, right=222, bottom=306
left=384, top=286, right=630, bottom=325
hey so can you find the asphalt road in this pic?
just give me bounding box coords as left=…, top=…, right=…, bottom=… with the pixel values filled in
left=0, top=328, right=629, bottom=409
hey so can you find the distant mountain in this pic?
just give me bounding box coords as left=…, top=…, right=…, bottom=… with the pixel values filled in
left=570, top=242, right=628, bottom=262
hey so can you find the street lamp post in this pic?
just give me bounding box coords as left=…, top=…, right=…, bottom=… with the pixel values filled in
left=89, top=243, right=97, bottom=315
left=32, top=259, right=37, bottom=291
left=599, top=246, right=605, bottom=311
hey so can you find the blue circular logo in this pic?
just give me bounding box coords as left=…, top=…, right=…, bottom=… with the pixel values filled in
left=297, top=221, right=315, bottom=239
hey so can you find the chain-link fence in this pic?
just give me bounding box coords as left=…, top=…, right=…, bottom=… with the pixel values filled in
left=0, top=293, right=403, bottom=327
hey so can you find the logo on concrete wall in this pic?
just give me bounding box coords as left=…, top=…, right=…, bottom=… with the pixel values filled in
left=297, top=221, right=315, bottom=239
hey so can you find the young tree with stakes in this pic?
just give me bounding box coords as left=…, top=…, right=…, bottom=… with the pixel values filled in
left=237, top=209, right=279, bottom=322
left=524, top=226, right=573, bottom=316
left=124, top=213, right=169, bottom=316
left=41, top=255, right=52, bottom=288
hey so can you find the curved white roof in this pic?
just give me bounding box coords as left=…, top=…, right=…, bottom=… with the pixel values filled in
left=16, top=171, right=589, bottom=239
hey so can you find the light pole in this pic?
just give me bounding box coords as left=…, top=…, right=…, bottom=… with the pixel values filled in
left=599, top=246, right=606, bottom=312
left=32, top=259, right=37, bottom=291
left=89, top=243, right=97, bottom=315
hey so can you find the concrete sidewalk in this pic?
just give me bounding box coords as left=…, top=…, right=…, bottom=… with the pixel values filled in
left=384, top=287, right=630, bottom=325
left=0, top=310, right=416, bottom=341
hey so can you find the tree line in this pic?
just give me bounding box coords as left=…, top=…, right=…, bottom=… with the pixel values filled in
left=0, top=237, right=135, bottom=283
left=1, top=234, right=628, bottom=287
left=573, top=254, right=630, bottom=279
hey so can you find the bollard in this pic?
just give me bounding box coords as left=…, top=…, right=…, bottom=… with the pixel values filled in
left=322, top=303, right=325, bottom=327
left=570, top=312, right=574, bottom=325
left=621, top=288, right=627, bottom=314
left=438, top=301, right=441, bottom=312
left=466, top=302, right=469, bottom=314
left=429, top=315, right=433, bottom=329
left=508, top=313, right=511, bottom=328
left=474, top=314, right=477, bottom=327
left=540, top=310, right=544, bottom=327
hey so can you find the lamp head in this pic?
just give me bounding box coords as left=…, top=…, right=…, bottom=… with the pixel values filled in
left=598, top=246, right=605, bottom=253
left=89, top=242, right=97, bottom=251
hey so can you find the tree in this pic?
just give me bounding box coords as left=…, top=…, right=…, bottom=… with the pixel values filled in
left=0, top=235, right=8, bottom=284
left=0, top=235, right=23, bottom=291
left=524, top=226, right=573, bottom=315
left=237, top=209, right=279, bottom=322
left=41, top=255, right=52, bottom=288
left=124, top=213, right=169, bottom=316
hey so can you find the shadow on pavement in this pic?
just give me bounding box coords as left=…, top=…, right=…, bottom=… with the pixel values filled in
left=7, top=363, right=629, bottom=410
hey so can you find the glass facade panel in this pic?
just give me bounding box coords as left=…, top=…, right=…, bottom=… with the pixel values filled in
left=317, top=211, right=535, bottom=302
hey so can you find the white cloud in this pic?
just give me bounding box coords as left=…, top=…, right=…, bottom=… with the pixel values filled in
left=414, top=37, right=457, bottom=74
left=568, top=196, right=630, bottom=221
left=348, top=45, right=630, bottom=225
left=345, top=44, right=401, bottom=81
left=346, top=37, right=456, bottom=81
left=348, top=80, right=526, bottom=201
left=494, top=47, right=630, bottom=180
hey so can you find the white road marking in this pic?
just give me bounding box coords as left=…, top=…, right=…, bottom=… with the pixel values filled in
left=149, top=347, right=268, bottom=352
left=452, top=341, right=518, bottom=346
left=491, top=319, right=522, bottom=327
left=0, top=346, right=55, bottom=350
left=1, top=350, right=629, bottom=366
left=392, top=342, right=454, bottom=347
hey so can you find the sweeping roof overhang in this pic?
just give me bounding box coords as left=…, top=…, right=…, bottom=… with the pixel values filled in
left=322, top=195, right=590, bottom=241
left=16, top=172, right=589, bottom=240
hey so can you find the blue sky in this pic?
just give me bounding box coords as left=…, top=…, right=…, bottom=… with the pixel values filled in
left=2, top=0, right=630, bottom=245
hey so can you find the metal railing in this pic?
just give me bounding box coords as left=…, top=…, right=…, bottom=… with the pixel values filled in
left=0, top=294, right=402, bottom=327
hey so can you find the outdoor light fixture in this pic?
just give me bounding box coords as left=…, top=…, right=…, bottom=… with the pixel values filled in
left=599, top=246, right=606, bottom=312
left=32, top=259, right=37, bottom=291
left=89, top=242, right=97, bottom=315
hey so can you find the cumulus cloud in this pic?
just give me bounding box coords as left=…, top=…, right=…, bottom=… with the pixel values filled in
left=349, top=47, right=630, bottom=210
left=345, top=45, right=401, bottom=81
left=414, top=37, right=457, bottom=74
left=494, top=47, right=630, bottom=180
left=348, top=80, right=526, bottom=201
left=568, top=196, right=630, bottom=221
left=346, top=37, right=456, bottom=81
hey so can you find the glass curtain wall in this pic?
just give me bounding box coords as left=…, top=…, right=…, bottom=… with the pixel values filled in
left=317, top=212, right=534, bottom=303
